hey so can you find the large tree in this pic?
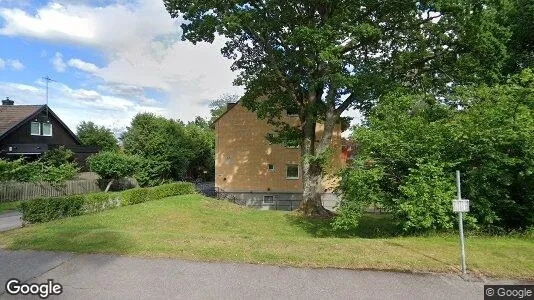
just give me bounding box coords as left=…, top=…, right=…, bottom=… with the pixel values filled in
left=76, top=121, right=119, bottom=152
left=165, top=0, right=508, bottom=215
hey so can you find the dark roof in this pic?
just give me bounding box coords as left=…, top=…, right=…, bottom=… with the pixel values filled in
left=0, top=104, right=81, bottom=144
left=0, top=105, right=43, bottom=137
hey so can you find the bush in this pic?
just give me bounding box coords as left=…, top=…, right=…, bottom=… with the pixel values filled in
left=21, top=182, right=198, bottom=224
left=120, top=188, right=156, bottom=206
left=0, top=158, right=78, bottom=183
left=394, top=162, right=477, bottom=233
left=21, top=195, right=85, bottom=223
left=41, top=146, right=74, bottom=167
left=333, top=160, right=387, bottom=231
left=88, top=151, right=136, bottom=180
left=82, top=192, right=121, bottom=214
left=150, top=182, right=196, bottom=199
left=134, top=157, right=172, bottom=187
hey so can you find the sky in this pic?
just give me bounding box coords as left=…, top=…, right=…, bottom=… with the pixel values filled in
left=0, top=0, right=360, bottom=135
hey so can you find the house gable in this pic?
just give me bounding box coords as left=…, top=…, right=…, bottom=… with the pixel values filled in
left=0, top=105, right=81, bottom=155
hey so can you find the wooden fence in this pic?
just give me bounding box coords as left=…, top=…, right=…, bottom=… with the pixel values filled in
left=0, top=180, right=103, bottom=202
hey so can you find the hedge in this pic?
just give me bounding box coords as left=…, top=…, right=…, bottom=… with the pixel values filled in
left=21, top=182, right=196, bottom=224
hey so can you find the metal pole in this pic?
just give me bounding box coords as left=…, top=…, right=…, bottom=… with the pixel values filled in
left=456, top=170, right=467, bottom=275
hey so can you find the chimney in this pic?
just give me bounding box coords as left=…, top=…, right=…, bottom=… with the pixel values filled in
left=2, top=97, right=14, bottom=105
left=226, top=102, right=236, bottom=110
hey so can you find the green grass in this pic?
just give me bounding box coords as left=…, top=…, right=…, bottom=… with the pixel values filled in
left=0, top=201, right=20, bottom=213
left=0, top=194, right=532, bottom=280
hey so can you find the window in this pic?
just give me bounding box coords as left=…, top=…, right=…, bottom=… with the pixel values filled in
left=30, top=122, right=41, bottom=135
left=286, top=164, right=299, bottom=179
left=267, top=164, right=275, bottom=171
left=263, top=195, right=275, bottom=205
left=42, top=123, right=52, bottom=136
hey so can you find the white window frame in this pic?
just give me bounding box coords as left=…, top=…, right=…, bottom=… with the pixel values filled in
left=267, top=164, right=275, bottom=171
left=42, top=122, right=53, bottom=137
left=30, top=122, right=41, bottom=136
left=286, top=164, right=299, bottom=179
left=263, top=195, right=275, bottom=205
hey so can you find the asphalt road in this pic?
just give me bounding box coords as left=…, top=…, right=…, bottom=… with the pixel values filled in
left=0, top=249, right=527, bottom=299
left=0, top=212, right=22, bottom=232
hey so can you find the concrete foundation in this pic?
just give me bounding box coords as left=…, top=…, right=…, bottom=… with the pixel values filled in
left=216, top=191, right=340, bottom=211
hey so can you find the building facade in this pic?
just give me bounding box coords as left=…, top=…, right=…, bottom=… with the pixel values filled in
left=213, top=102, right=344, bottom=211
left=0, top=98, right=98, bottom=169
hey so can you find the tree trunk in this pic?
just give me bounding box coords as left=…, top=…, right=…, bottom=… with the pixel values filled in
left=297, top=90, right=334, bottom=217
left=105, top=179, right=114, bottom=192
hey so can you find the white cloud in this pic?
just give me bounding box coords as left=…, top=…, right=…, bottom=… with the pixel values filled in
left=5, top=59, right=24, bottom=70
left=51, top=52, right=66, bottom=72
left=0, top=0, right=243, bottom=122
left=0, top=58, right=4, bottom=69
left=67, top=58, right=99, bottom=73
left=0, top=80, right=167, bottom=132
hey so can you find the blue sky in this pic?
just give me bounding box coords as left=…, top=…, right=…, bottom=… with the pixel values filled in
left=0, top=0, right=243, bottom=133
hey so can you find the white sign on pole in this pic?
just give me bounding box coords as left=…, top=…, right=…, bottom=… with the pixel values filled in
left=454, top=170, right=468, bottom=275
left=452, top=199, right=469, bottom=212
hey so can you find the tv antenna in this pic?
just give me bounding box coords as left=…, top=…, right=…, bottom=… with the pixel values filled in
left=43, top=76, right=56, bottom=121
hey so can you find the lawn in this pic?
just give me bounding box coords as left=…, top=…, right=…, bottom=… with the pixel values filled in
left=0, top=201, right=20, bottom=213
left=0, top=194, right=532, bottom=280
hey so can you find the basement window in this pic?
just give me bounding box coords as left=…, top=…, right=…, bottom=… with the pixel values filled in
left=267, top=164, right=275, bottom=171
left=263, top=195, right=275, bottom=205
left=30, top=122, right=41, bottom=135
left=286, top=164, right=299, bottom=179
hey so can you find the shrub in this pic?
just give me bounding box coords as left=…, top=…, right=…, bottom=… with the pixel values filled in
left=393, top=162, right=477, bottom=233
left=21, top=195, right=85, bottom=223
left=88, top=151, right=136, bottom=180
left=82, top=192, right=121, bottom=214
left=0, top=158, right=78, bottom=183
left=150, top=182, right=196, bottom=199
left=21, top=182, right=198, bottom=223
left=41, top=146, right=74, bottom=167
left=120, top=188, right=156, bottom=206
left=333, top=160, right=387, bottom=231
left=88, top=151, right=137, bottom=191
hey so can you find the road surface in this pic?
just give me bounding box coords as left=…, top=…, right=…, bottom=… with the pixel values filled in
left=0, top=249, right=528, bottom=299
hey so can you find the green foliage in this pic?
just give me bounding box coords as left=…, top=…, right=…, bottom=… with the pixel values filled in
left=395, top=163, right=459, bottom=233
left=133, top=157, right=171, bottom=187
left=87, top=151, right=136, bottom=180
left=21, top=182, right=198, bottom=223
left=76, top=121, right=119, bottom=152
left=120, top=188, right=156, bottom=206
left=21, top=195, right=85, bottom=223
left=339, top=69, right=534, bottom=233
left=334, top=160, right=387, bottom=231
left=40, top=146, right=74, bottom=167
left=82, top=192, right=121, bottom=214
left=164, top=0, right=510, bottom=214
left=150, top=182, right=196, bottom=200
left=122, top=113, right=191, bottom=182
left=40, top=163, right=79, bottom=184
left=0, top=158, right=78, bottom=184
left=122, top=113, right=215, bottom=184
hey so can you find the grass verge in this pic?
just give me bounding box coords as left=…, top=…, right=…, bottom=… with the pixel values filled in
left=0, top=194, right=532, bottom=280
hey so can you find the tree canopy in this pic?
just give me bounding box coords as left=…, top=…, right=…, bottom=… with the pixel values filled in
left=76, top=121, right=119, bottom=152
left=121, top=113, right=215, bottom=186
left=165, top=0, right=510, bottom=215
left=338, top=69, right=534, bottom=233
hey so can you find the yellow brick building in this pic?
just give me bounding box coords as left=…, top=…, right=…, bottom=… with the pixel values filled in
left=213, top=102, right=343, bottom=210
